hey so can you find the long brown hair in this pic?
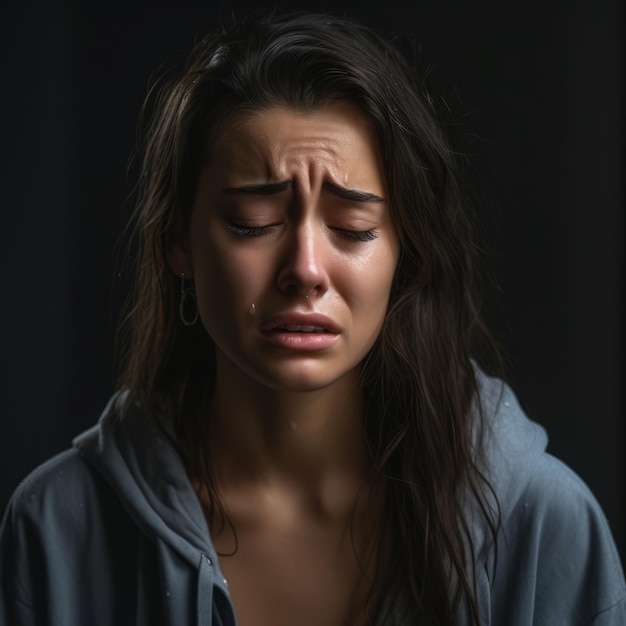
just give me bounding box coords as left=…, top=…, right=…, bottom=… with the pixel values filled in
left=118, top=11, right=501, bottom=624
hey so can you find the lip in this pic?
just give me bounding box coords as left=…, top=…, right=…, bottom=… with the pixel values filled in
left=259, top=312, right=341, bottom=350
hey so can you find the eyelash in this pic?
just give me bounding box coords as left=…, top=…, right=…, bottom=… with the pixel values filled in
left=227, top=223, right=271, bottom=238
left=332, top=228, right=379, bottom=242
left=227, top=222, right=379, bottom=242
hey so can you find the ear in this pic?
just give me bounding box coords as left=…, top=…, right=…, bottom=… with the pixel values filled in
left=166, top=234, right=194, bottom=280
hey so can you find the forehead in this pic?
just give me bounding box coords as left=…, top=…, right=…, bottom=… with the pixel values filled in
left=208, top=101, right=385, bottom=189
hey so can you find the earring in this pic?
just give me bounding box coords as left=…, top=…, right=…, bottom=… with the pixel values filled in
left=179, top=272, right=199, bottom=326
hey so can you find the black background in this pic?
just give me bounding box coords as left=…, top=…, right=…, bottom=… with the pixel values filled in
left=1, top=0, right=623, bottom=562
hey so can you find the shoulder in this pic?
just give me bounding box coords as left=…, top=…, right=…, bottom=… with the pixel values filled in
left=515, top=451, right=615, bottom=525
left=1, top=446, right=137, bottom=569
left=503, top=451, right=622, bottom=563
left=3, top=447, right=108, bottom=528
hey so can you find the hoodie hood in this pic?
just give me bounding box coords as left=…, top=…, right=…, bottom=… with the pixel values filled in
left=459, top=371, right=550, bottom=587
left=73, top=393, right=235, bottom=626
left=477, top=373, right=549, bottom=526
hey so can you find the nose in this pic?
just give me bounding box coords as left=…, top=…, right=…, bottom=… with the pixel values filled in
left=276, top=220, right=330, bottom=298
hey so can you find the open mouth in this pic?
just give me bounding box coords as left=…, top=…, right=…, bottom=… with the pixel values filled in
left=261, top=318, right=340, bottom=349
left=260, top=313, right=341, bottom=337
left=273, top=325, right=329, bottom=333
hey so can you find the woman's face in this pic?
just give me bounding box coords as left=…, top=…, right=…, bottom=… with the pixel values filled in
left=169, top=101, right=399, bottom=392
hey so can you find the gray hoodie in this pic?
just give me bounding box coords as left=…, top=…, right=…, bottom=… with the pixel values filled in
left=1, top=376, right=625, bottom=625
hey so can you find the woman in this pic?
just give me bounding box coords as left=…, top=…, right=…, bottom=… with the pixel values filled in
left=1, top=11, right=624, bottom=626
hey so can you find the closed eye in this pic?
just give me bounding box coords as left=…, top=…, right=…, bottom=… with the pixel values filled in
left=331, top=228, right=379, bottom=242
left=227, top=222, right=379, bottom=242
left=227, top=223, right=276, bottom=237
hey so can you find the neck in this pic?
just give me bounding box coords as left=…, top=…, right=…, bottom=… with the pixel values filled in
left=206, top=351, right=368, bottom=498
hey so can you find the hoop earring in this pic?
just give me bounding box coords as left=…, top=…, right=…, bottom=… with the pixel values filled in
left=179, top=273, right=199, bottom=326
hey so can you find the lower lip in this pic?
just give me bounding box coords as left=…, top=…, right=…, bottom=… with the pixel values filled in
left=261, top=331, right=340, bottom=350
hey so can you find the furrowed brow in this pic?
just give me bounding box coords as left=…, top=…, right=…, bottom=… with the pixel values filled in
left=223, top=181, right=292, bottom=195
left=322, top=180, right=385, bottom=203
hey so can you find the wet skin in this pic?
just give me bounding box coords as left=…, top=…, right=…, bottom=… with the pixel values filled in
left=169, top=100, right=398, bottom=396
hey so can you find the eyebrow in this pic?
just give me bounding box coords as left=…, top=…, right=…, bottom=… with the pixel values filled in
left=223, top=181, right=292, bottom=195
left=222, top=180, right=385, bottom=203
left=322, top=181, right=385, bottom=203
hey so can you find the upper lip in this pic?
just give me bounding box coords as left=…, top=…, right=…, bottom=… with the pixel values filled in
left=260, top=313, right=341, bottom=334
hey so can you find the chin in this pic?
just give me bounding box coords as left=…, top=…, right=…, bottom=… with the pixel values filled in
left=256, top=372, right=345, bottom=394
left=248, top=361, right=359, bottom=394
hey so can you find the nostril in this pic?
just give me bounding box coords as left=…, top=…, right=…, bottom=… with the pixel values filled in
left=276, top=231, right=329, bottom=297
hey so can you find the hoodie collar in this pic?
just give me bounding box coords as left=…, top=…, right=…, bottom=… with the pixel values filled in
left=73, top=392, right=235, bottom=626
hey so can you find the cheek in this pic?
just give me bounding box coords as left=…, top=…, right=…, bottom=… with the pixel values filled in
left=340, top=244, right=397, bottom=332
left=364, top=264, right=396, bottom=328
left=191, top=238, right=261, bottom=339
left=350, top=238, right=397, bottom=289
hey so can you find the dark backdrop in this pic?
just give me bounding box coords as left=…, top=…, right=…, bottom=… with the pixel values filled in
left=1, top=0, right=624, bottom=562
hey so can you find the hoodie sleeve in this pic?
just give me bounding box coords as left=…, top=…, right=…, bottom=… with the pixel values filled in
left=0, top=452, right=76, bottom=626
left=487, top=451, right=626, bottom=625
left=0, top=497, right=39, bottom=626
